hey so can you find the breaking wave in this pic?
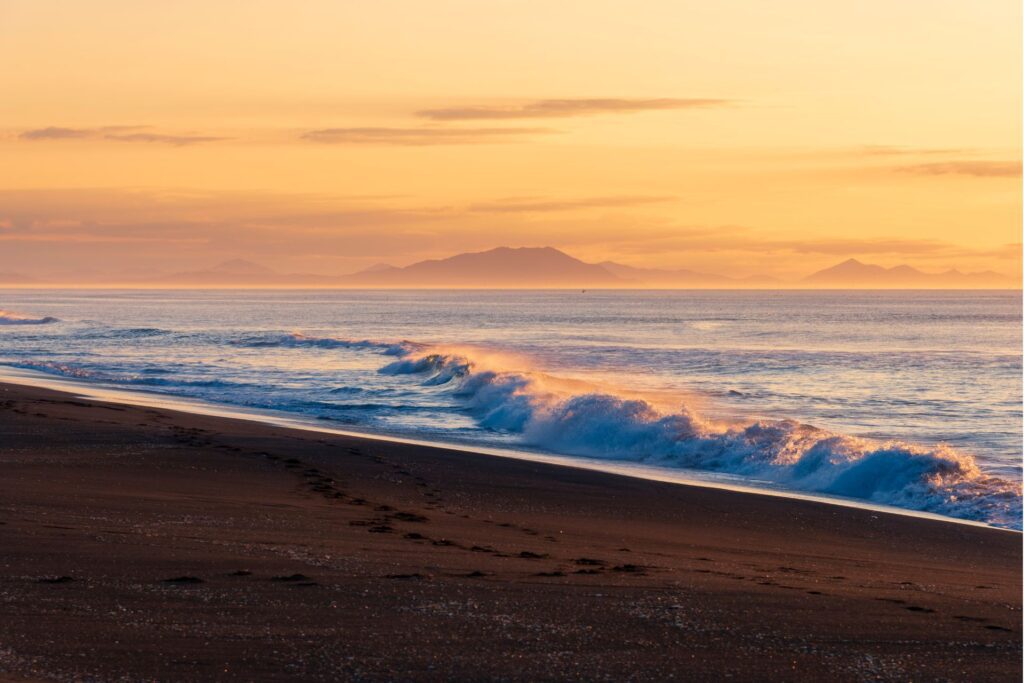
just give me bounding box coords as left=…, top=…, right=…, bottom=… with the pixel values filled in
left=5, top=324, right=1019, bottom=529
left=234, top=332, right=414, bottom=356
left=0, top=309, right=59, bottom=325
left=370, top=341, right=1022, bottom=528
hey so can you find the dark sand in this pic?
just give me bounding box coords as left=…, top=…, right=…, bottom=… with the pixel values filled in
left=0, top=381, right=1019, bottom=681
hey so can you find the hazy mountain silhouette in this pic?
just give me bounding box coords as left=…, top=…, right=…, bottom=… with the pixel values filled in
left=206, top=259, right=275, bottom=276
left=599, top=261, right=728, bottom=285
left=155, top=260, right=334, bottom=286
left=0, top=271, right=36, bottom=285
left=7, top=250, right=1017, bottom=288
left=804, top=258, right=1016, bottom=288
left=356, top=262, right=398, bottom=274
left=599, top=262, right=782, bottom=287
left=348, top=247, right=622, bottom=287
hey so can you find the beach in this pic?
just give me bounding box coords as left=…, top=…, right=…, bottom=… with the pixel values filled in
left=0, top=380, right=1019, bottom=681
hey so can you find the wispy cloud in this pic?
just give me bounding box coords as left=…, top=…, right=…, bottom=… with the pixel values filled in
left=104, top=133, right=229, bottom=146
left=898, top=160, right=1021, bottom=177
left=574, top=226, right=966, bottom=258
left=300, top=127, right=553, bottom=145
left=417, top=98, right=730, bottom=121
left=859, top=145, right=969, bottom=157
left=19, top=126, right=95, bottom=140
left=467, top=195, right=676, bottom=213
left=19, top=126, right=227, bottom=146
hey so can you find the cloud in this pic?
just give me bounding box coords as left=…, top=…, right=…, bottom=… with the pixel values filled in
left=467, top=195, right=676, bottom=213
left=422, top=98, right=731, bottom=121
left=859, top=145, right=969, bottom=157
left=19, top=126, right=226, bottom=146
left=300, top=126, right=554, bottom=145
left=417, top=97, right=730, bottom=120
left=19, top=127, right=94, bottom=140
left=104, top=133, right=229, bottom=146
left=898, top=160, right=1021, bottom=177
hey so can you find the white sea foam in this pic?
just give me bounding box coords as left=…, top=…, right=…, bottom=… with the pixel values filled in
left=0, top=309, right=59, bottom=325
left=4, top=319, right=1020, bottom=528
left=373, top=341, right=1022, bottom=528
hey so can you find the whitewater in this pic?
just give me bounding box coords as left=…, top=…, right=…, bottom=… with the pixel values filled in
left=0, top=289, right=1020, bottom=528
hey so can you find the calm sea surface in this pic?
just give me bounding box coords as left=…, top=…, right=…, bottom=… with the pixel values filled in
left=1, top=289, right=1020, bottom=527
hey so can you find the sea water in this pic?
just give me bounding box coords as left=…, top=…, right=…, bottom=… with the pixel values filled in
left=1, top=289, right=1020, bottom=528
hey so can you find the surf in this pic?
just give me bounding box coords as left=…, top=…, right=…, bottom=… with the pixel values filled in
left=0, top=309, right=59, bottom=325
left=364, top=338, right=1023, bottom=529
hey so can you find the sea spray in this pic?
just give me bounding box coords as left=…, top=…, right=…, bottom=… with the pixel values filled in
left=0, top=310, right=59, bottom=325
left=373, top=340, right=1023, bottom=528
left=2, top=291, right=1019, bottom=530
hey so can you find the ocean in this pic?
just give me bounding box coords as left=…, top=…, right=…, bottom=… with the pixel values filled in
left=1, top=288, right=1020, bottom=528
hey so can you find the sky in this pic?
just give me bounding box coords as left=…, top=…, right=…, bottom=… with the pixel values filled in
left=0, top=0, right=1020, bottom=281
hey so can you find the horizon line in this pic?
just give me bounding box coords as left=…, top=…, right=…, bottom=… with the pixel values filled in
left=1, top=284, right=1020, bottom=291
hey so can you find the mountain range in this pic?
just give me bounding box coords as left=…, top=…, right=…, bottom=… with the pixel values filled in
left=802, top=258, right=1014, bottom=288
left=0, top=248, right=1018, bottom=288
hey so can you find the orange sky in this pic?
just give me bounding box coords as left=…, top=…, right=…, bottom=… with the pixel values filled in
left=0, top=0, right=1020, bottom=280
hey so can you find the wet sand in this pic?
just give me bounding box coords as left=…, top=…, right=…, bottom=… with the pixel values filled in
left=0, top=381, right=1019, bottom=681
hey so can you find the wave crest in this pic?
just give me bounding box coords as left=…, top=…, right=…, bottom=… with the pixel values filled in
left=373, top=343, right=1022, bottom=528
left=0, top=309, right=59, bottom=325
left=236, top=332, right=414, bottom=356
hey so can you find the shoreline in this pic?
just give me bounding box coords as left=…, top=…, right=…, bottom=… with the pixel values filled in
left=0, top=380, right=1020, bottom=680
left=0, top=366, right=1010, bottom=532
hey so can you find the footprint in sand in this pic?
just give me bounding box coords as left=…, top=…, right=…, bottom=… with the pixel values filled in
left=37, top=576, right=75, bottom=584
left=391, top=511, right=428, bottom=523
left=161, top=576, right=204, bottom=584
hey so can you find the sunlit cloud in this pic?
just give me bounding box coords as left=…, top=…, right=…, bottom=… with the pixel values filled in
left=467, top=195, right=676, bottom=213
left=103, top=133, right=229, bottom=146
left=417, top=97, right=730, bottom=120
left=19, top=126, right=228, bottom=146
left=19, top=127, right=95, bottom=140
left=300, top=126, right=555, bottom=145
left=859, top=145, right=970, bottom=156
left=897, top=160, right=1021, bottom=177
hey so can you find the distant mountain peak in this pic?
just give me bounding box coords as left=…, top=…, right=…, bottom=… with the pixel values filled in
left=357, top=262, right=397, bottom=274
left=350, top=245, right=621, bottom=287
left=0, top=271, right=36, bottom=284
left=210, top=259, right=275, bottom=275
left=805, top=258, right=1015, bottom=288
